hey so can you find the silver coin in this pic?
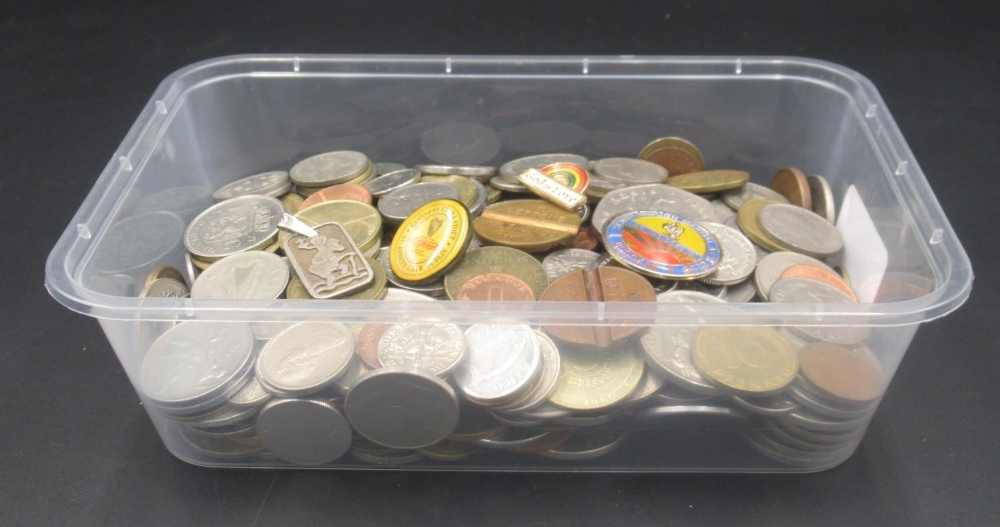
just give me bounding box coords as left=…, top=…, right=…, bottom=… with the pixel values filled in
left=289, top=151, right=370, bottom=188
left=175, top=424, right=264, bottom=460
left=377, top=247, right=447, bottom=297
left=89, top=212, right=185, bottom=274
left=758, top=203, right=845, bottom=258
left=228, top=376, right=271, bottom=408
left=186, top=404, right=259, bottom=430
left=362, top=168, right=421, bottom=197
left=673, top=280, right=728, bottom=299
left=468, top=179, right=489, bottom=217
left=382, top=288, right=439, bottom=302
left=498, top=153, right=589, bottom=180
left=139, top=278, right=189, bottom=298
left=493, top=331, right=562, bottom=413
left=377, top=182, right=461, bottom=224
left=698, top=222, right=757, bottom=286
left=421, top=123, right=501, bottom=165
left=768, top=278, right=870, bottom=345
left=788, top=384, right=878, bottom=420
left=720, top=182, right=790, bottom=210
left=576, top=203, right=591, bottom=224
left=190, top=252, right=289, bottom=300
left=592, top=184, right=718, bottom=235
left=139, top=322, right=255, bottom=410
left=710, top=199, right=737, bottom=223
left=623, top=368, right=666, bottom=405
left=415, top=164, right=497, bottom=177
left=489, top=175, right=530, bottom=193
left=373, top=162, right=408, bottom=177
left=722, top=279, right=757, bottom=303
left=539, top=430, right=629, bottom=460
left=344, top=366, right=460, bottom=449
left=652, top=384, right=719, bottom=405
left=331, top=356, right=371, bottom=395
left=256, top=398, right=352, bottom=465
left=731, top=393, right=799, bottom=416
left=641, top=294, right=726, bottom=395
left=256, top=322, right=354, bottom=396
left=183, top=253, right=200, bottom=285
left=183, top=195, right=283, bottom=260
left=376, top=323, right=466, bottom=376
left=584, top=176, right=626, bottom=200
left=754, top=251, right=837, bottom=301
left=455, top=324, right=541, bottom=404
left=542, top=249, right=601, bottom=281
left=760, top=419, right=862, bottom=453
left=212, top=171, right=290, bottom=202
left=552, top=411, right=620, bottom=427
left=807, top=175, right=836, bottom=223
left=743, top=430, right=856, bottom=468
left=591, top=157, right=669, bottom=185
left=183, top=421, right=258, bottom=441
left=475, top=428, right=561, bottom=451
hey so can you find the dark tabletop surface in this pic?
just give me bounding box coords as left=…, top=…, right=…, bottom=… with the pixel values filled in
left=2, top=0, right=998, bottom=525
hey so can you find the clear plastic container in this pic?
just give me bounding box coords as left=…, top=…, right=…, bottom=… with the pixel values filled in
left=45, top=55, right=972, bottom=472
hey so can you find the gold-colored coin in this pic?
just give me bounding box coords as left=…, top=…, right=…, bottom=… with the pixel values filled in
left=736, top=198, right=786, bottom=253
left=279, top=192, right=304, bottom=214
left=665, top=170, right=750, bottom=193
left=144, top=265, right=187, bottom=288
left=189, top=254, right=215, bottom=271
left=283, top=200, right=381, bottom=250
left=262, top=238, right=281, bottom=253
left=420, top=175, right=479, bottom=210
left=346, top=162, right=376, bottom=186
left=486, top=186, right=502, bottom=204
left=472, top=199, right=580, bottom=253
left=691, top=326, right=797, bottom=396
left=548, top=346, right=645, bottom=412
left=343, top=257, right=387, bottom=300
left=390, top=199, right=472, bottom=283
left=443, top=246, right=550, bottom=300
left=638, top=136, right=705, bottom=176
left=285, top=274, right=310, bottom=299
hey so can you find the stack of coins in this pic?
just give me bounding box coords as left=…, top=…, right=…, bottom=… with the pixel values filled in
left=131, top=139, right=897, bottom=469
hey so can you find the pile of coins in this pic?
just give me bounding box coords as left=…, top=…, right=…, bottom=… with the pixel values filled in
left=134, top=138, right=891, bottom=468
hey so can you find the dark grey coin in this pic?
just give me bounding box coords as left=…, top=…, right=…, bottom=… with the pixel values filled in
left=762, top=418, right=866, bottom=448
left=552, top=411, right=620, bottom=427
left=475, top=428, right=562, bottom=451
left=290, top=151, right=370, bottom=187
left=468, top=179, right=489, bottom=217
left=363, top=168, right=421, bottom=197
left=731, top=393, right=799, bottom=416
left=183, top=422, right=258, bottom=441
left=421, top=123, right=501, bottom=165
left=760, top=420, right=861, bottom=454
left=720, top=182, right=789, bottom=210
left=212, top=171, right=290, bottom=201
left=538, top=429, right=629, bottom=460
left=256, top=398, right=352, bottom=465
left=344, top=366, right=460, bottom=449
left=768, top=278, right=871, bottom=345
left=377, top=182, right=461, bottom=224
left=807, top=175, right=836, bottom=223
left=591, top=157, right=669, bottom=185
left=757, top=203, right=844, bottom=258
left=499, top=153, right=589, bottom=180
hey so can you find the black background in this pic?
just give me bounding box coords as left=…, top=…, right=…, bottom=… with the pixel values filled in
left=2, top=1, right=998, bottom=525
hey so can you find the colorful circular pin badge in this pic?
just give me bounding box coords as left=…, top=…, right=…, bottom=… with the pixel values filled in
left=389, top=199, right=472, bottom=283
left=604, top=210, right=721, bottom=280
left=540, top=162, right=590, bottom=194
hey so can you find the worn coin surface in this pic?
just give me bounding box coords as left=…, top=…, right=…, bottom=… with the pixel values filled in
left=454, top=324, right=540, bottom=404
left=549, top=346, right=645, bottom=412
left=768, top=278, right=871, bottom=346
left=770, top=167, right=813, bottom=210
left=757, top=203, right=844, bottom=258
left=592, top=184, right=718, bottom=235
left=456, top=272, right=535, bottom=303
left=190, top=251, right=289, bottom=300
left=444, top=246, right=549, bottom=299
left=345, top=366, right=460, bottom=449
left=698, top=222, right=757, bottom=286
left=542, top=249, right=602, bottom=281
left=378, top=182, right=461, bottom=225
left=604, top=210, right=721, bottom=280
left=299, top=184, right=373, bottom=210
left=290, top=151, right=371, bottom=188
left=637, top=136, right=704, bottom=176
left=499, top=153, right=589, bottom=180
left=473, top=199, right=581, bottom=252
left=489, top=175, right=530, bottom=193
left=256, top=322, right=355, bottom=396
left=666, top=170, right=750, bottom=193
left=691, top=326, right=798, bottom=396
left=754, top=251, right=837, bottom=300
left=389, top=199, right=471, bottom=283
left=212, top=171, right=290, bottom=202
left=592, top=157, right=669, bottom=185
left=721, top=182, right=790, bottom=211
left=257, top=398, right=352, bottom=465
left=362, top=169, right=421, bottom=197
left=807, top=175, right=836, bottom=223
left=641, top=291, right=726, bottom=395
left=184, top=195, right=284, bottom=260
left=798, top=342, right=884, bottom=404
left=376, top=323, right=466, bottom=376
left=416, top=164, right=497, bottom=178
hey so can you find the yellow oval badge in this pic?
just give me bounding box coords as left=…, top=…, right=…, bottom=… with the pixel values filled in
left=390, top=199, right=472, bottom=283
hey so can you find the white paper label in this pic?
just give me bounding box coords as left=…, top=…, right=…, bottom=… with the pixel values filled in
left=836, top=185, right=888, bottom=303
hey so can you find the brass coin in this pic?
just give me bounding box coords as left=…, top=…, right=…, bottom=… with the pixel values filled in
left=343, top=257, right=387, bottom=300
left=456, top=272, right=535, bottom=303
left=190, top=254, right=215, bottom=271
left=473, top=199, right=580, bottom=253
left=638, top=136, right=705, bottom=176
left=736, top=199, right=786, bottom=253
left=444, top=246, right=550, bottom=300
left=346, top=163, right=376, bottom=185
left=539, top=267, right=655, bottom=348
left=284, top=200, right=381, bottom=250
left=486, top=186, right=502, bottom=204
left=286, top=274, right=310, bottom=299
left=799, top=342, right=884, bottom=404
left=770, top=167, right=813, bottom=210
left=420, top=175, right=480, bottom=211
left=691, top=326, right=798, bottom=396
left=548, top=346, right=645, bottom=412
left=279, top=192, right=304, bottom=214
left=665, top=170, right=750, bottom=194
left=144, top=265, right=187, bottom=288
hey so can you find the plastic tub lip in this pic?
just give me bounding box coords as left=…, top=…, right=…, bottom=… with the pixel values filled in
left=44, top=54, right=973, bottom=326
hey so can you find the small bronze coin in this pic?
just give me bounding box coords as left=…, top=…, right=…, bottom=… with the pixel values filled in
left=638, top=136, right=705, bottom=176
left=456, top=272, right=536, bottom=303
left=299, top=183, right=373, bottom=210
left=779, top=264, right=857, bottom=301
left=798, top=342, right=884, bottom=404
left=539, top=266, right=655, bottom=348
left=473, top=199, right=581, bottom=253
left=568, top=226, right=601, bottom=251
left=770, top=167, right=813, bottom=210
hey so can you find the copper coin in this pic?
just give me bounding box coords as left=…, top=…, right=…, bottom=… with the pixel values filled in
left=299, top=183, right=373, bottom=210
left=356, top=323, right=391, bottom=369
left=456, top=272, right=536, bottom=303
left=637, top=137, right=705, bottom=176
left=798, top=342, right=884, bottom=404
left=539, top=267, right=655, bottom=348
left=780, top=264, right=857, bottom=301
left=472, top=199, right=581, bottom=253
left=769, top=167, right=813, bottom=210
left=568, top=226, right=601, bottom=251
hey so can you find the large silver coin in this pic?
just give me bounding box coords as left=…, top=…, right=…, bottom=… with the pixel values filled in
left=256, top=398, right=352, bottom=465
left=377, top=182, right=460, bottom=225
left=768, top=278, right=870, bottom=345
left=698, top=223, right=757, bottom=286
left=289, top=151, right=370, bottom=188
left=757, top=203, right=845, bottom=258
left=754, top=252, right=837, bottom=301
left=807, top=175, right=836, bottom=223
left=190, top=252, right=289, bottom=300
left=90, top=212, right=185, bottom=274
left=373, top=162, right=408, bottom=177
left=584, top=176, right=626, bottom=200
left=591, top=157, right=669, bottom=185
left=498, top=153, right=589, bottom=180
left=376, top=323, right=466, bottom=376
left=139, top=278, right=189, bottom=298
left=212, top=171, right=290, bottom=202
left=455, top=324, right=541, bottom=404
left=377, top=247, right=447, bottom=297
left=139, top=322, right=255, bottom=410
left=362, top=168, right=421, bottom=197
left=256, top=322, right=354, bottom=396
left=183, top=195, right=283, bottom=260
left=592, top=184, right=718, bottom=235
left=493, top=331, right=562, bottom=413
left=720, top=182, right=789, bottom=210
left=344, top=366, right=460, bottom=449
left=641, top=293, right=726, bottom=395
left=542, top=249, right=601, bottom=281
